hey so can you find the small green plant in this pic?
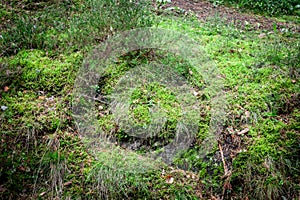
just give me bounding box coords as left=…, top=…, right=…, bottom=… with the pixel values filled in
left=155, top=0, right=172, bottom=9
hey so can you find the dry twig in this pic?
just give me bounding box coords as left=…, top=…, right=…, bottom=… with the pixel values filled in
left=237, top=128, right=249, bottom=135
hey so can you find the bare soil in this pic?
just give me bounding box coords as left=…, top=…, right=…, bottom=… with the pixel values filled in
left=163, top=0, right=300, bottom=33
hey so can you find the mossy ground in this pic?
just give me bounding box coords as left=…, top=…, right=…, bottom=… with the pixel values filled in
left=0, top=0, right=299, bottom=199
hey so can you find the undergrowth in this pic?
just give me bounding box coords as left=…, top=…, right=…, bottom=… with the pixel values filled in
left=0, top=0, right=299, bottom=199
left=213, top=0, right=300, bottom=16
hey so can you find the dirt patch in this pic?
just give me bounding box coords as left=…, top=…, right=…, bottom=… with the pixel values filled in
left=163, top=0, right=300, bottom=33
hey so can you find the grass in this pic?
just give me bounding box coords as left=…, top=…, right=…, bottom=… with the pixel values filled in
left=0, top=0, right=299, bottom=199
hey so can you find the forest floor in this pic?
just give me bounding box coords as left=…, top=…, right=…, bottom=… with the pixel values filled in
left=0, top=0, right=299, bottom=199
left=164, top=0, right=300, bottom=32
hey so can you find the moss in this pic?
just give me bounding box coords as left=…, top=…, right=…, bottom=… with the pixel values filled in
left=0, top=3, right=299, bottom=199
left=6, top=50, right=81, bottom=93
left=231, top=112, right=300, bottom=199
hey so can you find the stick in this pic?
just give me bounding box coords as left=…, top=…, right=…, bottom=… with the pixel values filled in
left=218, top=143, right=228, bottom=176
left=237, top=128, right=249, bottom=135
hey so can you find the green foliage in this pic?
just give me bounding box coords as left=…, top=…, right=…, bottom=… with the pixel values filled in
left=96, top=50, right=201, bottom=152
left=1, top=1, right=299, bottom=199
left=157, top=15, right=300, bottom=198
left=231, top=113, right=300, bottom=199
left=87, top=148, right=156, bottom=199
left=220, top=0, right=300, bottom=16
left=0, top=0, right=154, bottom=56
left=130, top=82, right=181, bottom=128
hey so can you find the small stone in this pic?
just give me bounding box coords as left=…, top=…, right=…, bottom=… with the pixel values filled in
left=1, top=106, right=8, bottom=111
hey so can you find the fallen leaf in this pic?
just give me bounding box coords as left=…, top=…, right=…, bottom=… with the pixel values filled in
left=64, top=181, right=72, bottom=186
left=38, top=96, right=45, bottom=100
left=39, top=192, right=47, bottom=197
left=210, top=195, right=219, bottom=200
left=161, top=169, right=165, bottom=177
left=165, top=175, right=174, bottom=184
left=245, top=111, right=250, bottom=119
left=263, top=161, right=270, bottom=170
left=291, top=79, right=296, bottom=83
left=18, top=166, right=26, bottom=171
left=258, top=33, right=266, bottom=38
left=4, top=86, right=9, bottom=92
left=0, top=185, right=6, bottom=192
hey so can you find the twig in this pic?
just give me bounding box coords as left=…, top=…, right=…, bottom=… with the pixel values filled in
left=218, top=143, right=228, bottom=176
left=237, top=128, right=249, bottom=135
left=218, top=142, right=232, bottom=200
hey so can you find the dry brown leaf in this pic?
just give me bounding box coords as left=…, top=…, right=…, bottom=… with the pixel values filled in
left=4, top=86, right=9, bottom=92
left=18, top=166, right=26, bottom=171
left=0, top=185, right=6, bottom=192
left=165, top=175, right=174, bottom=184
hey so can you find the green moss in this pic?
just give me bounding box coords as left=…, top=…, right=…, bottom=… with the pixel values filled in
left=130, top=82, right=181, bottom=127
left=1, top=3, right=299, bottom=199
left=231, top=112, right=300, bottom=199
left=10, top=50, right=81, bottom=93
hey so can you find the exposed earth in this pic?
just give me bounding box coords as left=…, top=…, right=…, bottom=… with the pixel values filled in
left=163, top=0, right=300, bottom=33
